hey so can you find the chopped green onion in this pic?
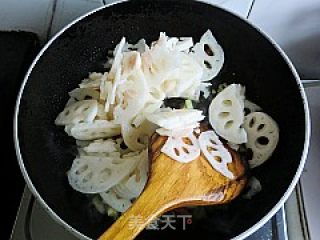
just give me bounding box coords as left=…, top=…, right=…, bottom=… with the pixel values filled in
left=185, top=99, right=193, bottom=109
left=106, top=206, right=119, bottom=219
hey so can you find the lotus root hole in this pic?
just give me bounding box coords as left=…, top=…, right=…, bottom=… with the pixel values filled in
left=219, top=112, right=230, bottom=118
left=204, top=44, right=214, bottom=56
left=182, top=147, right=190, bottom=154
left=214, top=156, right=222, bottom=162
left=207, top=146, right=217, bottom=152
left=100, top=169, right=112, bottom=181
left=75, top=164, right=88, bottom=175
left=174, top=148, right=180, bottom=156
left=209, top=139, right=217, bottom=145
left=224, top=120, right=234, bottom=129
left=257, top=136, right=269, bottom=145
left=249, top=117, right=256, bottom=128
left=257, top=124, right=265, bottom=131
left=183, top=138, right=193, bottom=145
left=223, top=99, right=232, bottom=106
left=204, top=60, right=212, bottom=69
left=83, top=172, right=93, bottom=183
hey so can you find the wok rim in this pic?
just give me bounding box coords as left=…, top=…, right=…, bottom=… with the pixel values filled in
left=13, top=1, right=311, bottom=239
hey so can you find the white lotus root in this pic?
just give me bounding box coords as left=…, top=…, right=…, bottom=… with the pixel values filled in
left=96, top=104, right=108, bottom=120
left=161, top=36, right=193, bottom=52
left=83, top=139, right=117, bottom=153
left=67, top=120, right=120, bottom=140
left=175, top=37, right=194, bottom=52
left=109, top=37, right=125, bottom=80
left=68, top=88, right=99, bottom=101
left=122, top=51, right=142, bottom=78
left=98, top=73, right=109, bottom=101
left=113, top=151, right=148, bottom=200
left=156, top=123, right=199, bottom=138
left=123, top=38, right=147, bottom=53
left=161, top=132, right=200, bottom=163
left=131, top=100, right=163, bottom=128
left=100, top=190, right=132, bottom=213
left=190, top=29, right=224, bottom=81
left=141, top=39, right=179, bottom=89
left=67, top=150, right=145, bottom=194
left=113, top=69, right=147, bottom=124
left=199, top=130, right=234, bottom=179
left=79, top=72, right=103, bottom=89
left=244, top=99, right=262, bottom=115
left=165, top=52, right=203, bottom=98
left=64, top=97, right=76, bottom=107
left=55, top=100, right=98, bottom=126
left=209, top=84, right=247, bottom=144
left=122, top=120, right=157, bottom=151
left=243, top=112, right=279, bottom=168
left=146, top=108, right=204, bottom=130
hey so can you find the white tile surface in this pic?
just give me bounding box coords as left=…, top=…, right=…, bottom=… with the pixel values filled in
left=201, top=0, right=254, bottom=18
left=50, top=0, right=103, bottom=37
left=249, top=0, right=320, bottom=78
left=300, top=86, right=320, bottom=240
left=0, top=0, right=54, bottom=41
left=285, top=188, right=306, bottom=240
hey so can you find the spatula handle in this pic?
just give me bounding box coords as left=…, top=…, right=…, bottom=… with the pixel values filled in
left=98, top=182, right=172, bottom=240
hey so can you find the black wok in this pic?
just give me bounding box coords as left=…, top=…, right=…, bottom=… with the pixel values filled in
left=14, top=0, right=310, bottom=239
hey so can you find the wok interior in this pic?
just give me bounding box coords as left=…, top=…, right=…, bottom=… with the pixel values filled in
left=17, top=0, right=306, bottom=239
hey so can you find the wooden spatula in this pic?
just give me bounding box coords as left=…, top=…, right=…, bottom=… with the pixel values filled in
left=99, top=133, right=247, bottom=240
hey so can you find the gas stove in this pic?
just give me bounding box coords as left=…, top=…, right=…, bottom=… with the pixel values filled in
left=10, top=188, right=290, bottom=240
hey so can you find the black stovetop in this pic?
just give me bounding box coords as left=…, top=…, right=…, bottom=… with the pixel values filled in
left=0, top=31, right=39, bottom=239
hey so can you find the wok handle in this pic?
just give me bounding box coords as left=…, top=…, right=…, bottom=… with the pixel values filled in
left=301, top=79, right=320, bottom=88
